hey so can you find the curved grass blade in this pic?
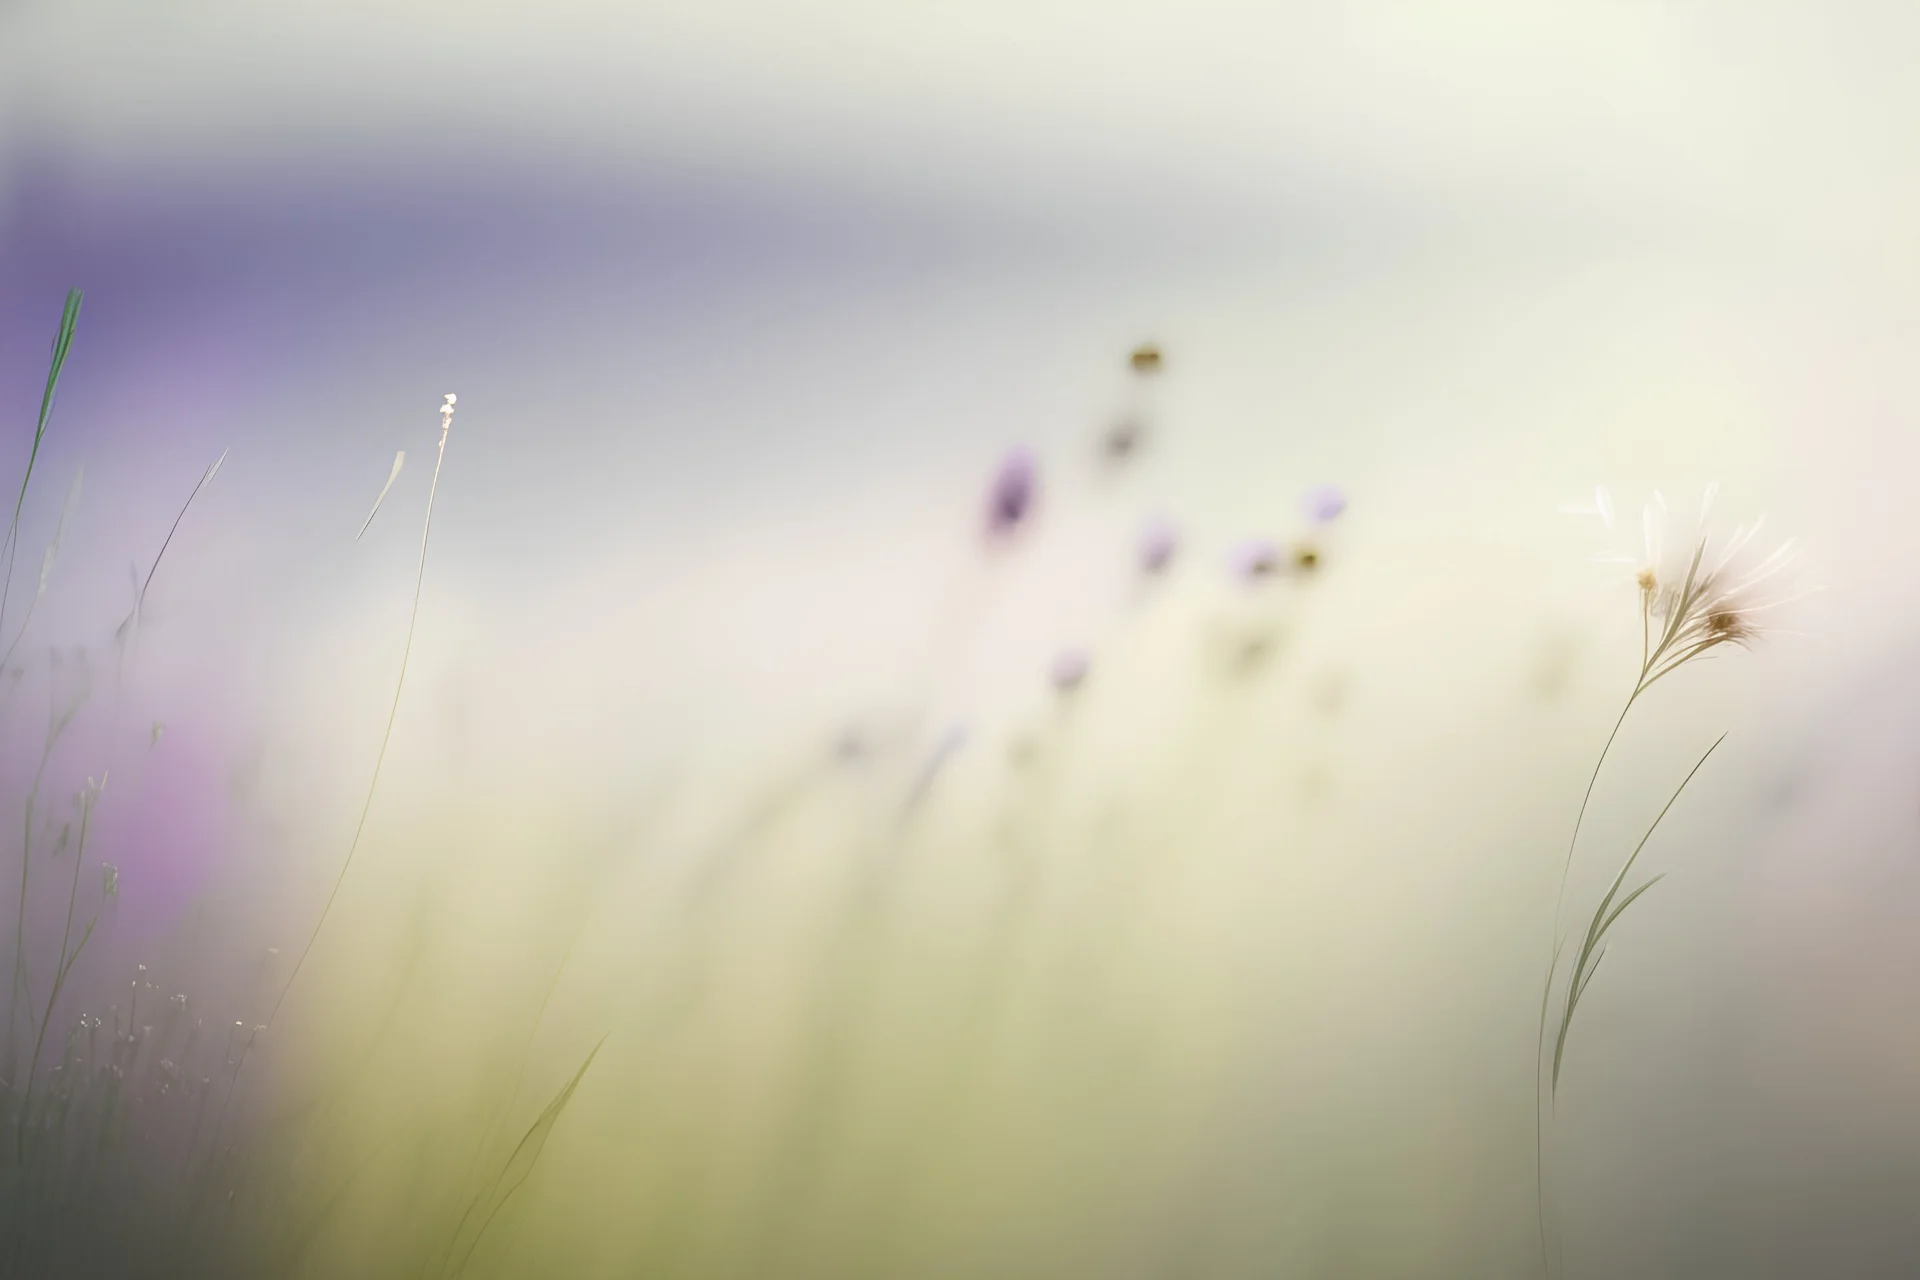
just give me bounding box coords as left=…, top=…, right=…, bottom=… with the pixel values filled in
left=442, top=1035, right=607, bottom=1280
left=1597, top=874, right=1667, bottom=945
left=0, top=289, right=83, bottom=651
left=1552, top=875, right=1665, bottom=1081
left=1552, top=734, right=1725, bottom=1092
left=112, top=448, right=229, bottom=658
left=356, top=451, right=406, bottom=541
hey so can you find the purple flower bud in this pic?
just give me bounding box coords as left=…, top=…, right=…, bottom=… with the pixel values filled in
left=986, top=449, right=1038, bottom=536
left=1230, top=538, right=1281, bottom=582
left=1138, top=518, right=1179, bottom=573
left=1050, top=649, right=1090, bottom=692
left=1303, top=485, right=1347, bottom=524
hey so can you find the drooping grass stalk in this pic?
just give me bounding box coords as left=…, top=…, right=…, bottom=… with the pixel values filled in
left=16, top=775, right=104, bottom=1165
left=231, top=395, right=457, bottom=1131
left=0, top=290, right=82, bottom=663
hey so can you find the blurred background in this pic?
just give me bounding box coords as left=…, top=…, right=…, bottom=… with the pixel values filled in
left=2, top=2, right=1919, bottom=1276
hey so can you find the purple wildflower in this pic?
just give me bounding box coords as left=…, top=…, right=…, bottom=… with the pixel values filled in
left=1230, top=538, right=1281, bottom=582
left=986, top=449, right=1038, bottom=536
left=1050, top=649, right=1090, bottom=692
left=1303, top=485, right=1347, bottom=524
left=1138, top=518, right=1179, bottom=574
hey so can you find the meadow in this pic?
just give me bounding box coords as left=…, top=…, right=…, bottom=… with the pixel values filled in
left=0, top=268, right=1875, bottom=1277
left=4, top=5, right=1919, bottom=1276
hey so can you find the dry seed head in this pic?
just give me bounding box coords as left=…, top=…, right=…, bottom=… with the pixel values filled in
left=1704, top=606, right=1754, bottom=646
left=1570, top=482, right=1808, bottom=681
left=1643, top=489, right=1806, bottom=678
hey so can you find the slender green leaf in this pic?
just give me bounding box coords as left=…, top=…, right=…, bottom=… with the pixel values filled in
left=1597, top=874, right=1667, bottom=943
left=1552, top=736, right=1725, bottom=1093
left=444, top=1035, right=607, bottom=1279
left=0, top=289, right=82, bottom=645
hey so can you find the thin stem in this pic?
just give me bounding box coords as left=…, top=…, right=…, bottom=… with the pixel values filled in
left=205, top=1025, right=260, bottom=1177
left=221, top=399, right=454, bottom=1150
left=415, top=796, right=665, bottom=1279
left=0, top=290, right=82, bottom=653
left=16, top=778, right=101, bottom=1164
left=113, top=449, right=228, bottom=690
left=1639, top=588, right=1650, bottom=679
left=1534, top=675, right=1643, bottom=1279
left=7, top=719, right=68, bottom=1073
left=0, top=467, right=82, bottom=691
left=428, top=913, right=592, bottom=1280
left=1546, top=690, right=1639, bottom=944
left=7, top=764, right=44, bottom=1070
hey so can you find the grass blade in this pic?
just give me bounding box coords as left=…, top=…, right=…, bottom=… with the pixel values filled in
left=1597, top=873, right=1667, bottom=943
left=442, top=1035, right=607, bottom=1279
left=113, top=448, right=229, bottom=659
left=356, top=451, right=406, bottom=541
left=0, top=289, right=83, bottom=652
left=1552, top=736, right=1724, bottom=1092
